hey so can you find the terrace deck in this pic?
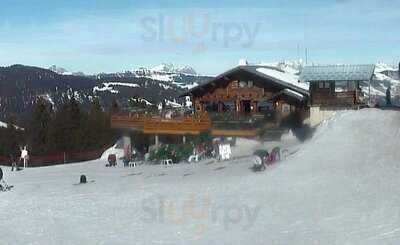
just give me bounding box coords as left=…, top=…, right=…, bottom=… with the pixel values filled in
left=111, top=114, right=272, bottom=137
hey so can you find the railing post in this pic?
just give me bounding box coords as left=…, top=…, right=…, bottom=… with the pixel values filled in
left=155, top=134, right=159, bottom=149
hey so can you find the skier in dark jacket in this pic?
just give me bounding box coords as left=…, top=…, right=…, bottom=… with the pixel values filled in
left=10, top=155, right=17, bottom=171
left=0, top=167, right=12, bottom=191
left=0, top=167, right=4, bottom=191
left=386, top=86, right=392, bottom=107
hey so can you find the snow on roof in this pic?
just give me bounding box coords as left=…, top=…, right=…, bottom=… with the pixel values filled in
left=257, top=60, right=303, bottom=75
left=255, top=67, right=309, bottom=91
left=185, top=65, right=310, bottom=98
left=282, top=89, right=304, bottom=100
left=300, top=64, right=375, bottom=82
left=0, top=121, right=7, bottom=128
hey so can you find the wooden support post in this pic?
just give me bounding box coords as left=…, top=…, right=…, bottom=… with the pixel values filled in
left=155, top=134, right=159, bottom=149
left=183, top=135, right=186, bottom=144
left=369, top=78, right=372, bottom=106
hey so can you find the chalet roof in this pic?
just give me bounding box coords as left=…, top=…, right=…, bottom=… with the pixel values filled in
left=300, top=64, right=375, bottom=82
left=183, top=65, right=309, bottom=97
left=271, top=88, right=306, bottom=103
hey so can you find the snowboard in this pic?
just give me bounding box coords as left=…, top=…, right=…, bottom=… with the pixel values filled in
left=73, top=180, right=95, bottom=186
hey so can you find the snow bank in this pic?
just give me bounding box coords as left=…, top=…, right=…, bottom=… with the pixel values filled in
left=2, top=109, right=400, bottom=245
left=231, top=138, right=261, bottom=157
left=100, top=141, right=125, bottom=160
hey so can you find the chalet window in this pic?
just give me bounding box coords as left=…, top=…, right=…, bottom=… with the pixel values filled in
left=239, top=81, right=247, bottom=88
left=231, top=80, right=238, bottom=88
left=335, top=81, right=347, bottom=92
left=204, top=102, right=218, bottom=112
left=248, top=81, right=254, bottom=87
left=258, top=101, right=273, bottom=112
left=223, top=102, right=235, bottom=112
left=335, top=81, right=356, bottom=92
left=282, top=104, right=291, bottom=113
left=318, top=82, right=331, bottom=89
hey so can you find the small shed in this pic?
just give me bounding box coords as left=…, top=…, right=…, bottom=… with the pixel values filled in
left=300, top=64, right=375, bottom=107
left=300, top=64, right=375, bottom=126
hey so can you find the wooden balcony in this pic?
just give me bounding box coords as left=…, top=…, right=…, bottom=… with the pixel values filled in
left=111, top=115, right=147, bottom=130
left=311, top=91, right=358, bottom=107
left=111, top=112, right=276, bottom=136
left=142, top=116, right=212, bottom=135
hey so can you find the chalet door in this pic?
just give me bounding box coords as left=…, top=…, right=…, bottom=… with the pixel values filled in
left=242, top=100, right=252, bottom=113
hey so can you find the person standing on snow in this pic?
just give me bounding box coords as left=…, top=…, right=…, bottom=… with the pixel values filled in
left=0, top=167, right=12, bottom=191
left=0, top=167, right=5, bottom=190
left=386, top=86, right=392, bottom=107
left=10, top=154, right=17, bottom=171
left=20, top=146, right=29, bottom=168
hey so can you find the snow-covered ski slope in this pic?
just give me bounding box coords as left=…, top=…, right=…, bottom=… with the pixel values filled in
left=1, top=109, right=400, bottom=245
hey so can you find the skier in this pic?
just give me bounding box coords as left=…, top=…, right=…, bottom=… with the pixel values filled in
left=20, top=146, right=29, bottom=168
left=386, top=86, right=392, bottom=107
left=252, top=154, right=266, bottom=172
left=10, top=154, right=18, bottom=171
left=0, top=167, right=6, bottom=191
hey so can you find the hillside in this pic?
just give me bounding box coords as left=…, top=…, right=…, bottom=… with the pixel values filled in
left=1, top=109, right=400, bottom=244
left=1, top=60, right=398, bottom=123
left=0, top=64, right=211, bottom=122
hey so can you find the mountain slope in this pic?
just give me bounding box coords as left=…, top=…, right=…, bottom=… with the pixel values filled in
left=1, top=109, right=400, bottom=244
left=0, top=64, right=211, bottom=121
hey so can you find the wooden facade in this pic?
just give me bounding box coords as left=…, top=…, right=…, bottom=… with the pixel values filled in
left=309, top=81, right=363, bottom=107
left=111, top=66, right=310, bottom=137
left=187, top=66, right=309, bottom=120
left=300, top=64, right=375, bottom=109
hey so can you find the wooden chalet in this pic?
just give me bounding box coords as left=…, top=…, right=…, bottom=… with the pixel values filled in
left=300, top=64, right=375, bottom=126
left=182, top=65, right=309, bottom=134
left=111, top=65, right=310, bottom=138
left=185, top=65, right=308, bottom=114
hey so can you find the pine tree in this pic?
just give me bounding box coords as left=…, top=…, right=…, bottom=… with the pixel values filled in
left=47, top=97, right=85, bottom=152
left=4, top=116, right=21, bottom=158
left=110, top=99, right=120, bottom=115
left=28, top=98, right=53, bottom=155
left=85, top=97, right=109, bottom=149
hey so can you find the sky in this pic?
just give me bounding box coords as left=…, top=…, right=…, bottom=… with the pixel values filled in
left=0, top=0, right=399, bottom=75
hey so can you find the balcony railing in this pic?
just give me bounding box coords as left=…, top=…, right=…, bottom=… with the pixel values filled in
left=312, top=91, right=358, bottom=106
